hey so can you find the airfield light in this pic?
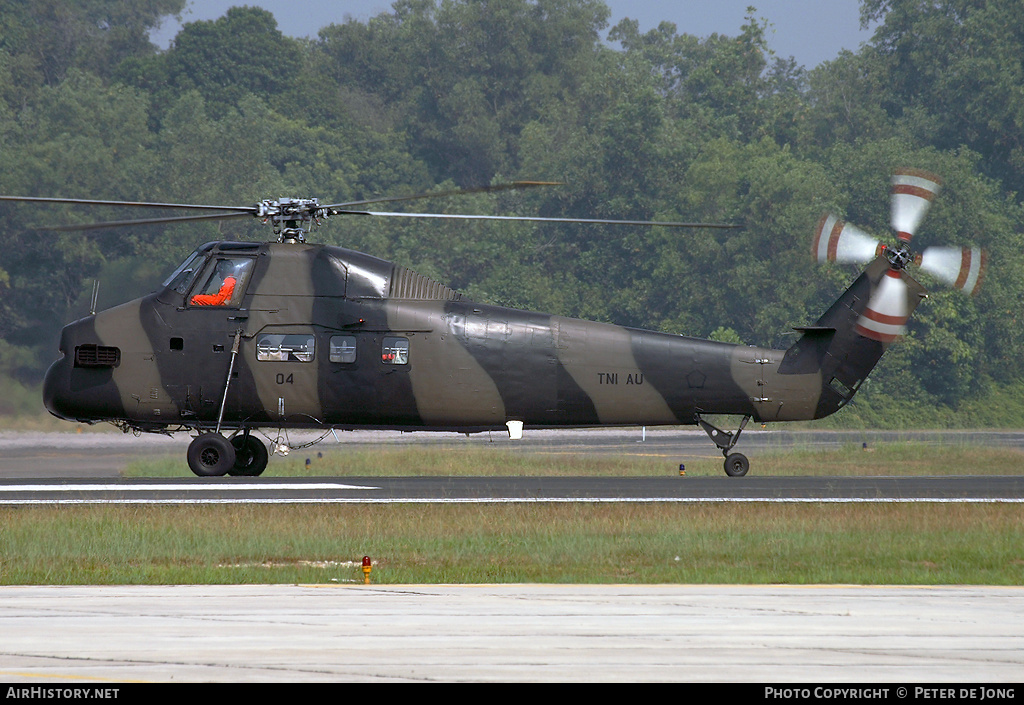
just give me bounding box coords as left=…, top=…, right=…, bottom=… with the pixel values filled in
left=362, top=556, right=372, bottom=584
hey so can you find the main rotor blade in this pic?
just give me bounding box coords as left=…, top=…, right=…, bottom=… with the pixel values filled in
left=0, top=195, right=256, bottom=212
left=323, top=181, right=562, bottom=210
left=333, top=210, right=741, bottom=229
left=39, top=211, right=255, bottom=232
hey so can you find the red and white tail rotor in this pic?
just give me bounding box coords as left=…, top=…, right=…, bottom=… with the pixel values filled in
left=812, top=215, right=883, bottom=264
left=890, top=169, right=941, bottom=243
left=812, top=169, right=985, bottom=343
left=854, top=269, right=910, bottom=343
left=916, top=246, right=986, bottom=295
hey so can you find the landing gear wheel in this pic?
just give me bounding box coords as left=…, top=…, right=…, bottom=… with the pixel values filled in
left=723, top=452, right=749, bottom=477
left=229, top=434, right=269, bottom=476
left=187, top=433, right=236, bottom=477
left=697, top=414, right=752, bottom=476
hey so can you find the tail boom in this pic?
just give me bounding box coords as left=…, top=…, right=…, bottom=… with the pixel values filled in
left=761, top=257, right=927, bottom=421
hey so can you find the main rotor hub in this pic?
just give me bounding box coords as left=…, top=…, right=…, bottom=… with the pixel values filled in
left=257, top=198, right=327, bottom=243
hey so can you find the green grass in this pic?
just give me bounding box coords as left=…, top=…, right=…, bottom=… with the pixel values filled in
left=1, top=503, right=1020, bottom=585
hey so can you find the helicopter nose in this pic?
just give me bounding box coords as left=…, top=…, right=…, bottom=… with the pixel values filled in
left=41, top=354, right=73, bottom=420
left=42, top=319, right=125, bottom=423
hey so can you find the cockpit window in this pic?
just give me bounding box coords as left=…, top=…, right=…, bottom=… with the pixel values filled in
left=162, top=244, right=215, bottom=294
left=189, top=257, right=254, bottom=307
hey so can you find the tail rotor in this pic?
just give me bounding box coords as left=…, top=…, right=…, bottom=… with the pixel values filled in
left=890, top=169, right=941, bottom=243
left=812, top=169, right=985, bottom=343
left=916, top=246, right=986, bottom=295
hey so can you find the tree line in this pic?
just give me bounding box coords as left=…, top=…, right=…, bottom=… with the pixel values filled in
left=1, top=0, right=1022, bottom=426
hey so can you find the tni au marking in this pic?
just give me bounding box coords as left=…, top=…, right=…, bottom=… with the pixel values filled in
left=598, top=372, right=644, bottom=385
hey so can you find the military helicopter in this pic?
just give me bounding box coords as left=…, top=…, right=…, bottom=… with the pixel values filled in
left=3, top=170, right=983, bottom=477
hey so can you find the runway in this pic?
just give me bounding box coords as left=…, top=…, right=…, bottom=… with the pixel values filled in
left=1, top=428, right=1023, bottom=503
left=2, top=584, right=1022, bottom=683
left=2, top=475, right=1023, bottom=504
left=2, top=428, right=1021, bottom=683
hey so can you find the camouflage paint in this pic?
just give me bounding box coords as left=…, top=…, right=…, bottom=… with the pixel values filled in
left=43, top=242, right=925, bottom=435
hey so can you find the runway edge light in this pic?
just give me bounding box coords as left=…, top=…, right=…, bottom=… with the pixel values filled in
left=362, top=556, right=372, bottom=584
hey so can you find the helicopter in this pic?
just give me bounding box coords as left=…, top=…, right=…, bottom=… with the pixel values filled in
left=3, top=170, right=984, bottom=477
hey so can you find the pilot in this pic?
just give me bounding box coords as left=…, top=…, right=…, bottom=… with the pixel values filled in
left=190, top=260, right=240, bottom=306
left=191, top=275, right=235, bottom=306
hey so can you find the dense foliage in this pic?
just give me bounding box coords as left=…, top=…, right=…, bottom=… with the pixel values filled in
left=1, top=0, right=1022, bottom=426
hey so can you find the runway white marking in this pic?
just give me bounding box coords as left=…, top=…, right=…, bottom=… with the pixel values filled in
left=0, top=482, right=382, bottom=504
left=1, top=482, right=379, bottom=492
left=0, top=492, right=1021, bottom=505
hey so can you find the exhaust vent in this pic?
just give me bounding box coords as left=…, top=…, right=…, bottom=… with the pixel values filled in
left=389, top=265, right=462, bottom=301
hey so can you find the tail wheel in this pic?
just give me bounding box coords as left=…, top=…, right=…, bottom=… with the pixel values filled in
left=229, top=434, right=269, bottom=476
left=187, top=433, right=236, bottom=477
left=723, top=453, right=749, bottom=477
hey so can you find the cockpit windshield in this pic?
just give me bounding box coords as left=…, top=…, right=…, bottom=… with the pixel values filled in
left=161, top=243, right=216, bottom=294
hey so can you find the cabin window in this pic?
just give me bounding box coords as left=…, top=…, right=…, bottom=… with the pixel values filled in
left=189, top=257, right=254, bottom=307
left=381, top=336, right=409, bottom=365
left=329, top=336, right=357, bottom=363
left=256, top=334, right=315, bottom=362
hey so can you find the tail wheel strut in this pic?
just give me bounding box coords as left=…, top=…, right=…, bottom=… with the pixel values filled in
left=696, top=414, right=751, bottom=477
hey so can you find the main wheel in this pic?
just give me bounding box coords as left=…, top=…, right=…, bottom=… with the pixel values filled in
left=229, top=434, right=269, bottom=476
left=187, top=433, right=236, bottom=477
left=723, top=452, right=749, bottom=477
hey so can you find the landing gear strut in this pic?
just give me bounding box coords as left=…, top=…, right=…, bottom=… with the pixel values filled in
left=696, top=414, right=751, bottom=477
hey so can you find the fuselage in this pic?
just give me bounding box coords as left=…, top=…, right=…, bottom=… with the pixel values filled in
left=42, top=240, right=882, bottom=433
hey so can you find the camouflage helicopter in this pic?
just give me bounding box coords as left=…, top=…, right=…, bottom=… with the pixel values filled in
left=2, top=171, right=983, bottom=477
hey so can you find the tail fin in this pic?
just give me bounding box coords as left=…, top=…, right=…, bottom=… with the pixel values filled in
left=778, top=257, right=927, bottom=419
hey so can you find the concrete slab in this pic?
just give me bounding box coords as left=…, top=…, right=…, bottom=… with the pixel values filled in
left=0, top=584, right=1021, bottom=682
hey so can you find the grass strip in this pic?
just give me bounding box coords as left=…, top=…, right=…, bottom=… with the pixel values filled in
left=1, top=503, right=1021, bottom=585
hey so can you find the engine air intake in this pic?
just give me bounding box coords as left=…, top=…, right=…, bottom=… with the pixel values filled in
left=74, top=344, right=121, bottom=368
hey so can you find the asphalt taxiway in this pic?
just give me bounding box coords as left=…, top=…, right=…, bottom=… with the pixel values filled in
left=2, top=428, right=1023, bottom=503
left=2, top=475, right=1023, bottom=504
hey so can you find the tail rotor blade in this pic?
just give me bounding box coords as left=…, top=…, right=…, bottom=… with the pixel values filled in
left=891, top=169, right=941, bottom=243
left=856, top=269, right=910, bottom=343
left=918, top=246, right=987, bottom=295
left=813, top=214, right=882, bottom=264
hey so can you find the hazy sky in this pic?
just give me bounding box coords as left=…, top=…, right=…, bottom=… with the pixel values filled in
left=151, top=1, right=875, bottom=69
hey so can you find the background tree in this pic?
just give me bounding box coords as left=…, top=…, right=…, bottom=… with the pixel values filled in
left=1, top=0, right=1023, bottom=426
